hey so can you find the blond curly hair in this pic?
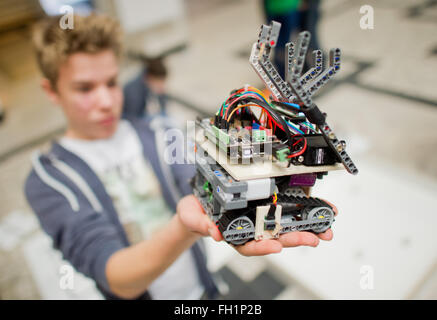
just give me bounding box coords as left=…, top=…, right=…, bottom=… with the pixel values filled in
left=32, top=14, right=123, bottom=87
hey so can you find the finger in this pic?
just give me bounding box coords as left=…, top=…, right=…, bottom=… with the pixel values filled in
left=178, top=195, right=212, bottom=236
left=234, top=239, right=283, bottom=256
left=278, top=231, right=320, bottom=247
left=316, top=228, right=333, bottom=241
left=208, top=225, right=224, bottom=242
left=187, top=195, right=206, bottom=213
left=196, top=213, right=218, bottom=237
left=177, top=195, right=204, bottom=216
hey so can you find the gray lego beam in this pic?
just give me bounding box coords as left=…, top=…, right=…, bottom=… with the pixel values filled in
left=259, top=56, right=294, bottom=100
left=299, top=50, right=323, bottom=86
left=285, top=42, right=295, bottom=84
left=317, top=123, right=359, bottom=175
left=250, top=43, right=283, bottom=100
left=250, top=21, right=358, bottom=175
left=257, top=24, right=270, bottom=47
left=287, top=31, right=310, bottom=83
left=305, top=48, right=341, bottom=95
left=256, top=21, right=297, bottom=101
left=267, top=20, right=281, bottom=48
left=286, top=46, right=314, bottom=107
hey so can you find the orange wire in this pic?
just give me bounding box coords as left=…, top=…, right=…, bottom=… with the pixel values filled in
left=226, top=104, right=259, bottom=123
left=248, top=86, right=269, bottom=101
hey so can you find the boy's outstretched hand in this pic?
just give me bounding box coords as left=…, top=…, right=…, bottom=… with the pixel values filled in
left=177, top=195, right=338, bottom=257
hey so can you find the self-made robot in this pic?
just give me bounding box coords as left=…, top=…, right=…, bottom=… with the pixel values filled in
left=192, top=21, right=358, bottom=245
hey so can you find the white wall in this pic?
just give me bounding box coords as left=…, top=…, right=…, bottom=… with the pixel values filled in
left=113, top=0, right=185, bottom=34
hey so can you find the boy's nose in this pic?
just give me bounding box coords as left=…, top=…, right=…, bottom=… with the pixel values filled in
left=96, top=86, right=113, bottom=109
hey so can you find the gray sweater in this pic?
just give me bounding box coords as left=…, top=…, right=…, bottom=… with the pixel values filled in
left=24, top=117, right=218, bottom=299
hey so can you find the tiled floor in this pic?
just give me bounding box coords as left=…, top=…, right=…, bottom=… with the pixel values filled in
left=0, top=0, right=436, bottom=299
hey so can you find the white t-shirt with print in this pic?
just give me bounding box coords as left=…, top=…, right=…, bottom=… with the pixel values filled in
left=59, top=120, right=204, bottom=300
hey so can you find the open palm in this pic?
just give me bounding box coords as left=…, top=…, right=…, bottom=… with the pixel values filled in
left=177, top=195, right=337, bottom=257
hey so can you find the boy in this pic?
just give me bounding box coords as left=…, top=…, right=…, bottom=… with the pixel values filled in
left=25, top=14, right=334, bottom=300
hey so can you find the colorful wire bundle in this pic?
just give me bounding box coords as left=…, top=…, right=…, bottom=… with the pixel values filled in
left=219, top=86, right=269, bottom=120
left=216, top=85, right=317, bottom=163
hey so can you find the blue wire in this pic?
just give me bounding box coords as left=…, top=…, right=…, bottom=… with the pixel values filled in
left=286, top=121, right=304, bottom=134
left=303, top=122, right=315, bottom=130
left=281, top=102, right=301, bottom=109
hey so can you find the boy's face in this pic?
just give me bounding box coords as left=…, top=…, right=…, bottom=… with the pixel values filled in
left=43, top=49, right=123, bottom=140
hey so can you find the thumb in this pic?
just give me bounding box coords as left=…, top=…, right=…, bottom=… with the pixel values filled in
left=195, top=208, right=223, bottom=242
left=207, top=224, right=224, bottom=242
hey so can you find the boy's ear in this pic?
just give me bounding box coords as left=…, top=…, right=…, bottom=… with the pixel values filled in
left=40, top=78, right=60, bottom=106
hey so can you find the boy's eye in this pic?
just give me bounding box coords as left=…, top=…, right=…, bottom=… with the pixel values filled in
left=107, top=79, right=118, bottom=87
left=76, top=85, right=93, bottom=93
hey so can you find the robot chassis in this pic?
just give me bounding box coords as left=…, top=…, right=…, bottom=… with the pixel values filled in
left=192, top=21, right=358, bottom=246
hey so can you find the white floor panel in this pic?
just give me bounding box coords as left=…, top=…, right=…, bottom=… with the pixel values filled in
left=265, top=156, right=437, bottom=299
left=21, top=232, right=103, bottom=300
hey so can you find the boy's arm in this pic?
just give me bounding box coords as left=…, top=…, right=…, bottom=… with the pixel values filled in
left=24, top=169, right=127, bottom=295
left=25, top=166, right=215, bottom=300
left=106, top=195, right=218, bottom=299
left=106, top=212, right=203, bottom=298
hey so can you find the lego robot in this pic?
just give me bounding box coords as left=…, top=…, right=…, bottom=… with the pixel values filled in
left=192, top=21, right=358, bottom=246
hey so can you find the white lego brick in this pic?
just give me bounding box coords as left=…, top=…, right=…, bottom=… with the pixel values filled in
left=246, top=178, right=273, bottom=200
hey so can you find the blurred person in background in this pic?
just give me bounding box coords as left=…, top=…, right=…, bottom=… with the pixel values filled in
left=262, top=0, right=322, bottom=75
left=24, top=13, right=335, bottom=300
left=299, top=0, right=321, bottom=67
left=262, top=0, right=302, bottom=78
left=122, top=55, right=169, bottom=120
